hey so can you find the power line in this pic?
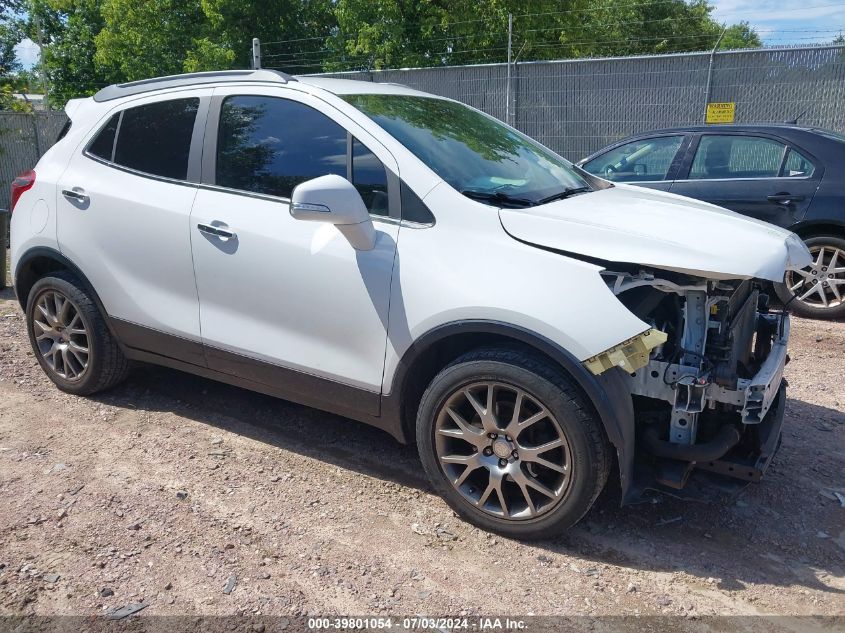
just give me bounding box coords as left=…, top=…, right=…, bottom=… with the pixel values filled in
left=263, top=0, right=842, bottom=51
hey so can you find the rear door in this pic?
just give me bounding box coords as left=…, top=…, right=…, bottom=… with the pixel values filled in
left=669, top=132, right=821, bottom=228
left=56, top=91, right=210, bottom=363
left=579, top=134, right=689, bottom=192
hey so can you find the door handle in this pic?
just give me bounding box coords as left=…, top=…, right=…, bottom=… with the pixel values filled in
left=62, top=188, right=89, bottom=203
left=767, top=193, right=805, bottom=204
left=197, top=222, right=237, bottom=240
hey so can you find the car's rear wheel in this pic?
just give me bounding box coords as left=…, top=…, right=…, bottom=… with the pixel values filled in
left=26, top=272, right=130, bottom=395
left=775, top=235, right=845, bottom=320
left=416, top=348, right=611, bottom=540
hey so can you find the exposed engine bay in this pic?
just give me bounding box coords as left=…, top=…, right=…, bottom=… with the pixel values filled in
left=595, top=268, right=789, bottom=496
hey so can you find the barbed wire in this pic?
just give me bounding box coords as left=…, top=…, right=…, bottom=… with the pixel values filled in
left=261, top=28, right=845, bottom=73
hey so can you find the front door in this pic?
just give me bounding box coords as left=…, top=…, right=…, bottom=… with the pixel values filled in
left=189, top=88, right=399, bottom=416
left=670, top=133, right=820, bottom=228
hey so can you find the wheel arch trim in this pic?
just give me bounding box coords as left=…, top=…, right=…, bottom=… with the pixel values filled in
left=385, top=320, right=637, bottom=500
left=14, top=246, right=114, bottom=335
left=789, top=219, right=845, bottom=239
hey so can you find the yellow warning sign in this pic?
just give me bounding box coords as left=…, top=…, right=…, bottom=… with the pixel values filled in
left=706, top=102, right=735, bottom=124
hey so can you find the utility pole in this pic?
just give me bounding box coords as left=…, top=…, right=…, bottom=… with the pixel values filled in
left=252, top=38, right=262, bottom=70
left=33, top=12, right=49, bottom=109
left=506, top=13, right=513, bottom=126
left=702, top=27, right=727, bottom=123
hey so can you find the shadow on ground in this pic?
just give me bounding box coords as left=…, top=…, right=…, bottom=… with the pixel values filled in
left=92, top=362, right=845, bottom=597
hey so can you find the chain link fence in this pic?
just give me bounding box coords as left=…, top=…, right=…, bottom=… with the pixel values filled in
left=0, top=44, right=843, bottom=212
left=0, top=111, right=67, bottom=210
left=318, top=44, right=845, bottom=160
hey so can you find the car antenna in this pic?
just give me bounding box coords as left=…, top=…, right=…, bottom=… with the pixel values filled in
left=784, top=109, right=807, bottom=125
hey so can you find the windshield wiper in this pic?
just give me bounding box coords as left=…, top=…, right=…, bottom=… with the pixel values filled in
left=460, top=189, right=534, bottom=208
left=535, top=186, right=591, bottom=205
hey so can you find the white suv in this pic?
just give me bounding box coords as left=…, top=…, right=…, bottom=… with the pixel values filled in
left=10, top=70, right=811, bottom=539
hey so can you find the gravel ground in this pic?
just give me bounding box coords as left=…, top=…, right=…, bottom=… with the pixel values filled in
left=0, top=274, right=843, bottom=626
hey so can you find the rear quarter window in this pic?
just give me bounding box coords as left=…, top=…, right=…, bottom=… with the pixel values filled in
left=87, top=113, right=119, bottom=161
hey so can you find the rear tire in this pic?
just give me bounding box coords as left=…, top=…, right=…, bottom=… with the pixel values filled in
left=774, top=235, right=845, bottom=320
left=416, top=348, right=611, bottom=540
left=25, top=271, right=130, bottom=395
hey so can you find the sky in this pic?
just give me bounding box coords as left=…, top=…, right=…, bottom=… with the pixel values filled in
left=710, top=0, right=845, bottom=45
left=14, top=38, right=39, bottom=69
left=10, top=1, right=845, bottom=70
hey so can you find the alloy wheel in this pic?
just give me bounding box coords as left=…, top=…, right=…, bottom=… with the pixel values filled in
left=31, top=290, right=91, bottom=382
left=785, top=245, right=845, bottom=310
left=434, top=381, right=572, bottom=520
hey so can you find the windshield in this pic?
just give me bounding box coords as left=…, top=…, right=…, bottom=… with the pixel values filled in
left=342, top=94, right=590, bottom=206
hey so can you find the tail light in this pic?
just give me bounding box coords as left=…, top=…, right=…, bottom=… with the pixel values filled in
left=10, top=170, right=36, bottom=213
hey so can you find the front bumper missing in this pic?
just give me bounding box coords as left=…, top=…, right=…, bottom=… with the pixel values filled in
left=739, top=314, right=789, bottom=425
left=655, top=380, right=787, bottom=497
left=626, top=314, right=790, bottom=426
left=696, top=381, right=786, bottom=483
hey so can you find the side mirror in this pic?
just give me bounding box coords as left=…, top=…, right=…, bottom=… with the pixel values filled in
left=290, top=174, right=376, bottom=251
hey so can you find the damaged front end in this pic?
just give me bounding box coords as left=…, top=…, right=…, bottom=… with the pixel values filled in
left=590, top=268, right=790, bottom=501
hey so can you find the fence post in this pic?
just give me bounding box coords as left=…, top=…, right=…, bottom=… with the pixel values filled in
left=703, top=28, right=726, bottom=123
left=252, top=38, right=262, bottom=70
left=0, top=209, right=8, bottom=290
left=30, top=113, right=42, bottom=158
left=506, top=13, right=513, bottom=126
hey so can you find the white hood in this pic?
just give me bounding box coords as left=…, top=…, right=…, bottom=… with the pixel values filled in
left=499, top=184, right=812, bottom=282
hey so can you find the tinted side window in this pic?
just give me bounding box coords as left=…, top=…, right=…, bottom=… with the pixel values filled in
left=783, top=148, right=814, bottom=177
left=56, top=120, right=72, bottom=143
left=113, top=98, right=199, bottom=180
left=88, top=113, right=119, bottom=161
left=216, top=96, right=346, bottom=198
left=689, top=135, right=785, bottom=180
left=352, top=138, right=389, bottom=216
left=583, top=136, right=683, bottom=182
left=401, top=182, right=435, bottom=224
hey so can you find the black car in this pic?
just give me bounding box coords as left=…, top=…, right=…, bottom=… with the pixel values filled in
left=579, top=125, right=845, bottom=319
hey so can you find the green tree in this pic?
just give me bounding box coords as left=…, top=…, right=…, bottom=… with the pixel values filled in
left=719, top=21, right=762, bottom=50
left=94, top=0, right=207, bottom=80
left=201, top=0, right=335, bottom=72
left=318, top=0, right=763, bottom=72
left=40, top=0, right=119, bottom=105
left=0, top=20, right=20, bottom=77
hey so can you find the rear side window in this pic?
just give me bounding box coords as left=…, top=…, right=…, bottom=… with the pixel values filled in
left=216, top=95, right=347, bottom=199
left=111, top=98, right=199, bottom=179
left=783, top=148, right=814, bottom=177
left=689, top=135, right=785, bottom=180
left=88, top=113, right=119, bottom=161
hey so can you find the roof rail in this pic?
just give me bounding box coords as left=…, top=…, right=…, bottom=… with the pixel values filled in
left=92, top=69, right=296, bottom=102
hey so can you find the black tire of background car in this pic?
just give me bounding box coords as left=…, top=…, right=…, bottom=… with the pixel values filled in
left=416, top=347, right=612, bottom=540
left=26, top=271, right=130, bottom=395
left=774, top=235, right=845, bottom=320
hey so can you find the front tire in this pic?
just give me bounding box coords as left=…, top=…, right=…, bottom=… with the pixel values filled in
left=416, top=348, right=611, bottom=540
left=775, top=235, right=845, bottom=320
left=26, top=271, right=130, bottom=395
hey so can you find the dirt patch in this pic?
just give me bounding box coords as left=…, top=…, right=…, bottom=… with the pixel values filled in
left=0, top=286, right=843, bottom=620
